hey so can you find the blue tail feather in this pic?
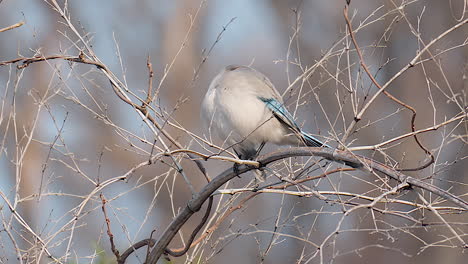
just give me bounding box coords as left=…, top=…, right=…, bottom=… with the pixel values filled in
left=259, top=97, right=299, bottom=129
left=302, top=132, right=329, bottom=148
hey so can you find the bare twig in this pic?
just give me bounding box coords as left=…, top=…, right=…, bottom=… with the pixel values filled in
left=0, top=21, right=24, bottom=32
left=144, top=56, right=154, bottom=106
left=100, top=194, right=120, bottom=259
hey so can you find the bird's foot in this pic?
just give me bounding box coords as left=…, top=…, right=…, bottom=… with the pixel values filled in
left=254, top=168, right=266, bottom=183
left=233, top=163, right=242, bottom=178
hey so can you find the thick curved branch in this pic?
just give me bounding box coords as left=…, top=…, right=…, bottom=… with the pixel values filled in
left=167, top=168, right=354, bottom=252
left=165, top=196, right=214, bottom=257
left=145, top=147, right=468, bottom=263
left=118, top=239, right=156, bottom=264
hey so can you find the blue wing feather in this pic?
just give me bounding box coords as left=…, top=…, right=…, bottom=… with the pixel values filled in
left=259, top=97, right=328, bottom=148
left=258, top=97, right=300, bottom=129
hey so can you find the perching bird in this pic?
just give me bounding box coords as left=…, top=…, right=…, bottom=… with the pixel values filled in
left=201, top=65, right=329, bottom=163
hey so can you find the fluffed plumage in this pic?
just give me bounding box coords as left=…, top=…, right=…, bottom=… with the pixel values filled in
left=201, top=65, right=328, bottom=160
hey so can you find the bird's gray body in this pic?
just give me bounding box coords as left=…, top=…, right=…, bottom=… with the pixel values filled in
left=201, top=65, right=326, bottom=160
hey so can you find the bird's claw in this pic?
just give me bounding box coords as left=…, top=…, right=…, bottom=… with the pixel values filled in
left=233, top=163, right=241, bottom=178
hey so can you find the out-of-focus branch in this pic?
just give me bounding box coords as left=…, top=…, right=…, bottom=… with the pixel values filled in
left=191, top=17, right=237, bottom=82
left=0, top=21, right=24, bottom=32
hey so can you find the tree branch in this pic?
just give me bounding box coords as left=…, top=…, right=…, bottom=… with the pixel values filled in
left=144, top=147, right=468, bottom=263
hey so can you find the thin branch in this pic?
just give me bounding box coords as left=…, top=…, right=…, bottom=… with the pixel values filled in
left=417, top=193, right=467, bottom=248
left=144, top=56, right=154, bottom=106
left=100, top=194, right=120, bottom=259
left=340, top=7, right=467, bottom=144
left=349, top=113, right=466, bottom=151
left=342, top=4, right=434, bottom=171
left=0, top=21, right=25, bottom=32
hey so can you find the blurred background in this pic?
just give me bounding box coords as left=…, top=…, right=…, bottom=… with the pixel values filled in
left=0, top=0, right=466, bottom=263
